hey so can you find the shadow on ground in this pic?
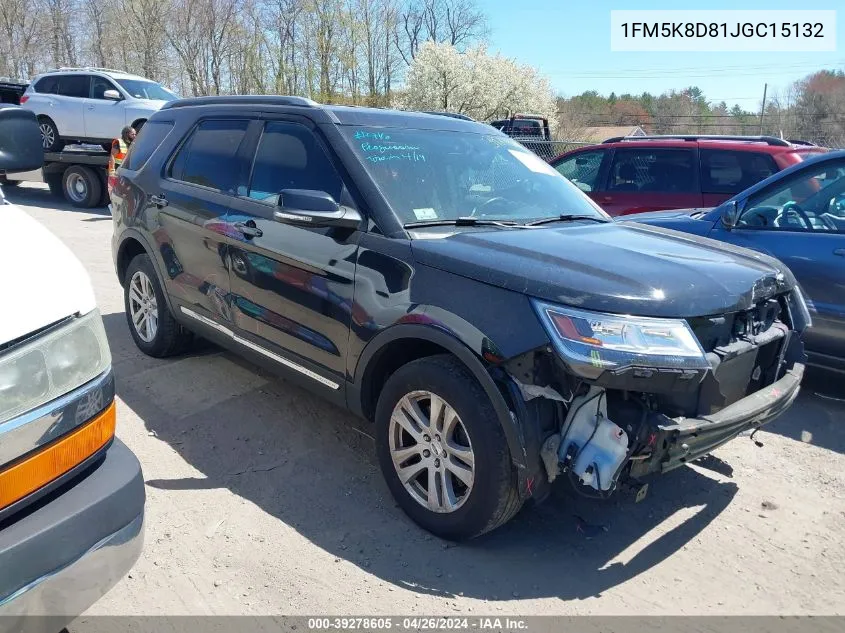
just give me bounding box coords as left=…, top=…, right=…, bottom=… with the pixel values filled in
left=3, top=183, right=110, bottom=215
left=101, top=311, right=747, bottom=602
left=764, top=368, right=845, bottom=455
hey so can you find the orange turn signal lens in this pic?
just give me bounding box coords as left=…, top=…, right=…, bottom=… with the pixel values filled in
left=0, top=401, right=116, bottom=510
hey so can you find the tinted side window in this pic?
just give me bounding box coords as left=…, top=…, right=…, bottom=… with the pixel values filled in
left=34, top=76, right=58, bottom=94
left=700, top=149, right=777, bottom=195
left=122, top=120, right=174, bottom=170
left=57, top=74, right=91, bottom=98
left=91, top=76, right=118, bottom=100
left=169, top=119, right=250, bottom=192
left=554, top=150, right=605, bottom=192
left=247, top=121, right=342, bottom=203
left=609, top=148, right=696, bottom=193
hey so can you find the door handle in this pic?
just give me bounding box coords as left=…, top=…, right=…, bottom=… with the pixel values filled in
left=87, top=105, right=94, bottom=110
left=150, top=194, right=168, bottom=208
left=834, top=248, right=845, bottom=257
left=234, top=221, right=263, bottom=238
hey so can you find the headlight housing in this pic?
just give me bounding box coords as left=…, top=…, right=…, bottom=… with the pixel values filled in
left=531, top=299, right=709, bottom=378
left=0, top=310, right=111, bottom=424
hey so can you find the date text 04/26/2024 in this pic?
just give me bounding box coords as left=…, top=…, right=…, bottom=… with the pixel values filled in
left=306, top=617, right=529, bottom=631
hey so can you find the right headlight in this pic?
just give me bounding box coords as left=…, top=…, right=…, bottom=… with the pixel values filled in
left=0, top=309, right=111, bottom=424
left=532, top=299, right=710, bottom=378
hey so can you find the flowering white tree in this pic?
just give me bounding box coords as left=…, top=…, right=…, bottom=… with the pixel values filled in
left=398, top=41, right=557, bottom=126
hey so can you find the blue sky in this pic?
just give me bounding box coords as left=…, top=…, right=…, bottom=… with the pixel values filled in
left=485, top=0, right=844, bottom=110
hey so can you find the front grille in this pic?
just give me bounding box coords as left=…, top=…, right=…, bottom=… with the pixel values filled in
left=688, top=298, right=782, bottom=354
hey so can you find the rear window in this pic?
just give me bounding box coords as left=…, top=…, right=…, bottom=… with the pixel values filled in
left=700, top=149, right=778, bottom=195
left=56, top=74, right=90, bottom=98
left=168, top=119, right=250, bottom=192
left=33, top=76, right=58, bottom=94
left=122, top=121, right=174, bottom=170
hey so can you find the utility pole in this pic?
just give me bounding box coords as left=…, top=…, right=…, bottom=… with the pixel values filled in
left=759, top=83, right=768, bottom=135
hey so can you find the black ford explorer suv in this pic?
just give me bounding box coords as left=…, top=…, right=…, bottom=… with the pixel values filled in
left=111, top=96, right=810, bottom=540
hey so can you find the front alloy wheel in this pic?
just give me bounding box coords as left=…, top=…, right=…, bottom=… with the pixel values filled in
left=389, top=391, right=475, bottom=513
left=375, top=355, right=521, bottom=540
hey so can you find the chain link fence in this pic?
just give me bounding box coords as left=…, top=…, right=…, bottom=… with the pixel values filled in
left=511, top=138, right=593, bottom=162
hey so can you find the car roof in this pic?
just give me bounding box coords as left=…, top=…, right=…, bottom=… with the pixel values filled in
left=36, top=68, right=150, bottom=82
left=160, top=96, right=501, bottom=133
left=550, top=136, right=827, bottom=163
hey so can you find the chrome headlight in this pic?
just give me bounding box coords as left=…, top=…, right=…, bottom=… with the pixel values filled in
left=0, top=310, right=111, bottom=424
left=532, top=300, right=709, bottom=378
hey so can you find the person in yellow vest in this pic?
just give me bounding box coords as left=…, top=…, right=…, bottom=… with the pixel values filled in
left=107, top=125, right=136, bottom=192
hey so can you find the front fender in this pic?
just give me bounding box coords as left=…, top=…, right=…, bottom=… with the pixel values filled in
left=349, top=323, right=530, bottom=472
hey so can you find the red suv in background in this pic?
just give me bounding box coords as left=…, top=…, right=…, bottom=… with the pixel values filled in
left=550, top=135, right=828, bottom=216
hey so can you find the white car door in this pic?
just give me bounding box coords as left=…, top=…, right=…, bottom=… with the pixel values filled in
left=52, top=74, right=89, bottom=138
left=84, top=76, right=127, bottom=142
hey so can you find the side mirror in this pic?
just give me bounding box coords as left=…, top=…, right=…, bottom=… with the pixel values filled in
left=721, top=200, right=739, bottom=231
left=0, top=106, right=44, bottom=173
left=103, top=89, right=122, bottom=100
left=275, top=189, right=362, bottom=230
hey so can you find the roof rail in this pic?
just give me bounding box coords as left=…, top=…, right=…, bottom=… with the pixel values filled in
left=50, top=66, right=132, bottom=74
left=161, top=95, right=318, bottom=110
left=786, top=139, right=818, bottom=146
left=602, top=134, right=791, bottom=147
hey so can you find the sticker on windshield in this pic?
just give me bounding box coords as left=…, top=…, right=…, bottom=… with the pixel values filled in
left=508, top=149, right=559, bottom=177
left=413, top=207, right=438, bottom=220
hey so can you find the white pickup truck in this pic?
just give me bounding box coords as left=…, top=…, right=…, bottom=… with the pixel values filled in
left=0, top=105, right=143, bottom=628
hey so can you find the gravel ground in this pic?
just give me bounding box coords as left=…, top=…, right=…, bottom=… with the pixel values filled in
left=8, top=183, right=845, bottom=617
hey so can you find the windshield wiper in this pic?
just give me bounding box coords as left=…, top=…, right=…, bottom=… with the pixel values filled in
left=526, top=214, right=608, bottom=227
left=404, top=217, right=523, bottom=229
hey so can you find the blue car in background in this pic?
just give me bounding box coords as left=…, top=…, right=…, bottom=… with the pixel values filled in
left=627, top=150, right=845, bottom=375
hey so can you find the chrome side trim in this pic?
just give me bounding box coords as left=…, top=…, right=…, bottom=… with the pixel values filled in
left=0, top=369, right=114, bottom=470
left=179, top=306, right=340, bottom=390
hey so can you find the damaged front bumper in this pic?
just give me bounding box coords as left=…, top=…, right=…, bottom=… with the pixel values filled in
left=632, top=362, right=804, bottom=477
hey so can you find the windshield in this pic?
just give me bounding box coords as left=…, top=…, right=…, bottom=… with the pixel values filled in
left=116, top=79, right=177, bottom=101
left=340, top=127, right=609, bottom=225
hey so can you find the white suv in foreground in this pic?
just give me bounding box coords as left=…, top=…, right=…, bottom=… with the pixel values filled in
left=20, top=67, right=177, bottom=151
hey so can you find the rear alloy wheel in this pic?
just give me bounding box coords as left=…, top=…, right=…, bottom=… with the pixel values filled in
left=124, top=254, right=192, bottom=357
left=128, top=270, right=159, bottom=344
left=38, top=117, right=64, bottom=152
left=62, top=165, right=102, bottom=208
left=375, top=355, right=521, bottom=540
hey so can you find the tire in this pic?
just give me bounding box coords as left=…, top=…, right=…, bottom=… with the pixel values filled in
left=45, top=172, right=63, bottom=197
left=62, top=165, right=101, bottom=208
left=124, top=254, right=192, bottom=358
left=38, top=117, right=65, bottom=152
left=375, top=354, right=521, bottom=540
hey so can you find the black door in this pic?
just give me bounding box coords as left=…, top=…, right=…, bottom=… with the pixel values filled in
left=224, top=118, right=361, bottom=390
left=155, top=118, right=252, bottom=327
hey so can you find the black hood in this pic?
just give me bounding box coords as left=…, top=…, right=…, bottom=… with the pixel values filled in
left=411, top=222, right=796, bottom=318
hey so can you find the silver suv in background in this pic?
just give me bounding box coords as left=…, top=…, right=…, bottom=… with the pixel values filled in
left=20, top=67, right=177, bottom=151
